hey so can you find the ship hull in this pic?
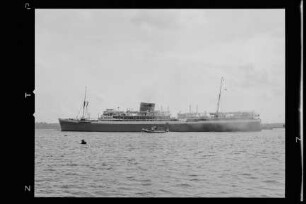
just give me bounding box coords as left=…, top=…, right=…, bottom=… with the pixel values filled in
left=59, top=119, right=261, bottom=132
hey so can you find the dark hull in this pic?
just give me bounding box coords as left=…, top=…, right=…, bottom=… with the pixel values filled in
left=59, top=119, right=261, bottom=132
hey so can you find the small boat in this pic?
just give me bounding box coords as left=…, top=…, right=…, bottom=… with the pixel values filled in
left=142, top=126, right=169, bottom=133
left=142, top=129, right=169, bottom=133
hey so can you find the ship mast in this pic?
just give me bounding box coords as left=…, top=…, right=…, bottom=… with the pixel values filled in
left=82, top=86, right=87, bottom=119
left=216, top=77, right=225, bottom=117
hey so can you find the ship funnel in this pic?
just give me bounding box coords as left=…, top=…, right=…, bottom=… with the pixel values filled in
left=140, top=102, right=155, bottom=112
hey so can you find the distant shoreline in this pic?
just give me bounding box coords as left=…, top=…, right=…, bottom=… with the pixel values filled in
left=35, top=122, right=285, bottom=130
left=35, top=122, right=60, bottom=130
left=261, top=123, right=285, bottom=129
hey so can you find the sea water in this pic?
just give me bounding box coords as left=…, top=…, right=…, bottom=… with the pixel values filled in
left=35, top=128, right=285, bottom=197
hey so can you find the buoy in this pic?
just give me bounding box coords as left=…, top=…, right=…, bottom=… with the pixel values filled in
left=81, top=139, right=87, bottom=144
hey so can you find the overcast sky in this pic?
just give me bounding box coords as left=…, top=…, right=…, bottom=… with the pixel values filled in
left=35, top=9, right=285, bottom=123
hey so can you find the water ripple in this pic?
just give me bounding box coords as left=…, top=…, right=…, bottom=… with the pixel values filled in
left=35, top=129, right=285, bottom=197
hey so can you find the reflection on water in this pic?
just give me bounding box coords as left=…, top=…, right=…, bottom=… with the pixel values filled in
left=35, top=129, right=285, bottom=197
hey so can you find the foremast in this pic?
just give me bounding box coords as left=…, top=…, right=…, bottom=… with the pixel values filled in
left=81, top=86, right=89, bottom=120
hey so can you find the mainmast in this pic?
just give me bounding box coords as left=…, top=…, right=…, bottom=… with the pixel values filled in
left=216, top=77, right=225, bottom=116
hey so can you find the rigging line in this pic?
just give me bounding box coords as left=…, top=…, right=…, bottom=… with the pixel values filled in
left=76, top=102, right=83, bottom=119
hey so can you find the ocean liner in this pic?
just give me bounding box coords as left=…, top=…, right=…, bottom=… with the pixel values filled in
left=59, top=78, right=261, bottom=132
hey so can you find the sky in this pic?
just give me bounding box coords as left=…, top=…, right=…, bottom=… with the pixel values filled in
left=35, top=9, right=285, bottom=123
